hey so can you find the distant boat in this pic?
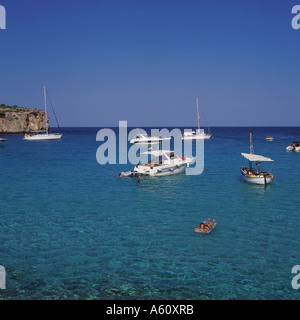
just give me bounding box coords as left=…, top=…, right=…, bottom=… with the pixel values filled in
left=286, top=141, right=300, bottom=152
left=182, top=97, right=212, bottom=140
left=266, top=136, right=274, bottom=141
left=0, top=138, right=7, bottom=144
left=24, top=86, right=62, bottom=141
left=130, top=130, right=171, bottom=145
left=240, top=132, right=274, bottom=185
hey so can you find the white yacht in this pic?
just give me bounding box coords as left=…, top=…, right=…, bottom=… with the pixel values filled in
left=240, top=132, right=274, bottom=185
left=120, top=150, right=193, bottom=177
left=24, top=86, right=62, bottom=141
left=130, top=131, right=171, bottom=145
left=24, top=131, right=62, bottom=141
left=286, top=141, right=300, bottom=152
left=182, top=97, right=212, bottom=140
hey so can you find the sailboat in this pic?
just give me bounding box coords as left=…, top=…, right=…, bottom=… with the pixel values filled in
left=24, top=87, right=62, bottom=141
left=240, top=132, right=274, bottom=185
left=182, top=97, right=212, bottom=140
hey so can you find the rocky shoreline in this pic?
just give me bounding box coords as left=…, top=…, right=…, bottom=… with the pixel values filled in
left=0, top=104, right=49, bottom=133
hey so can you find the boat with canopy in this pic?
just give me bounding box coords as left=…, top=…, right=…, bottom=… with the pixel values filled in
left=240, top=132, right=274, bottom=185
left=120, top=149, right=193, bottom=177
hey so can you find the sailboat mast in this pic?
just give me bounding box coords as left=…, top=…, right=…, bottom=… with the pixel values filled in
left=196, top=97, right=200, bottom=132
left=44, top=86, right=48, bottom=134
left=249, top=131, right=253, bottom=170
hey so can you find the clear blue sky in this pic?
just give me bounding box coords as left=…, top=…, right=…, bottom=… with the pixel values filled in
left=0, top=0, right=299, bottom=127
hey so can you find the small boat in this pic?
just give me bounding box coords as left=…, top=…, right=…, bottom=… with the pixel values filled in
left=194, top=220, right=217, bottom=234
left=266, top=136, right=274, bottom=142
left=119, top=171, right=139, bottom=177
left=286, top=141, right=300, bottom=152
left=182, top=97, right=212, bottom=140
left=24, top=86, right=62, bottom=141
left=0, top=138, right=7, bottom=144
left=130, top=131, right=171, bottom=145
left=24, top=131, right=62, bottom=141
left=120, top=150, right=193, bottom=177
left=241, top=132, right=274, bottom=185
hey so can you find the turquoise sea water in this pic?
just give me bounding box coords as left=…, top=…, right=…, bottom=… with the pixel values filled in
left=0, top=127, right=299, bottom=300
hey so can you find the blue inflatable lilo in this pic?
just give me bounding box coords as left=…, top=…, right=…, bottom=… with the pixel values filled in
left=195, top=219, right=216, bottom=234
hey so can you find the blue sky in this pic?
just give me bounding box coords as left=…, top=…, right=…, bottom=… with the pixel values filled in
left=0, top=0, right=299, bottom=127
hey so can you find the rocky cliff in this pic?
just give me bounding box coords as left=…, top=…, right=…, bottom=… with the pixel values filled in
left=0, top=104, right=49, bottom=133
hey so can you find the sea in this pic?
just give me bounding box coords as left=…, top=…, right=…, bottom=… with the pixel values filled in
left=0, top=127, right=299, bottom=300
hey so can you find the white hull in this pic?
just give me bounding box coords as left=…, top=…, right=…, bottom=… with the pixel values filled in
left=266, top=138, right=274, bottom=141
left=242, top=175, right=272, bottom=185
left=134, top=162, right=188, bottom=176
left=286, top=146, right=300, bottom=152
left=24, top=133, right=62, bottom=141
left=240, top=169, right=273, bottom=185
left=182, top=133, right=212, bottom=140
left=130, top=137, right=171, bottom=145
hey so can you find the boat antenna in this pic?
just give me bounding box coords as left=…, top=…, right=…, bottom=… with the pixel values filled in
left=46, top=88, right=60, bottom=128
left=250, top=131, right=253, bottom=154
left=44, top=86, right=48, bottom=134
left=196, top=97, right=200, bottom=132
left=197, top=97, right=211, bottom=135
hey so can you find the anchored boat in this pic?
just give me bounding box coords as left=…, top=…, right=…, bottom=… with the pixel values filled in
left=266, top=136, right=274, bottom=142
left=120, top=150, right=193, bottom=177
left=130, top=129, right=171, bottom=145
left=24, top=86, right=62, bottom=141
left=182, top=97, right=212, bottom=140
left=286, top=141, right=300, bottom=152
left=240, top=132, right=274, bottom=185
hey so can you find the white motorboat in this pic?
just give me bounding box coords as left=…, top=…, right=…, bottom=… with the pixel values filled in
left=120, top=150, right=193, bottom=177
left=266, top=136, right=274, bottom=142
left=24, top=132, right=62, bottom=141
left=183, top=129, right=212, bottom=140
left=182, top=97, right=212, bottom=140
left=130, top=132, right=171, bottom=145
left=24, top=86, right=62, bottom=141
left=286, top=141, right=300, bottom=152
left=240, top=132, right=274, bottom=185
left=0, top=138, right=7, bottom=144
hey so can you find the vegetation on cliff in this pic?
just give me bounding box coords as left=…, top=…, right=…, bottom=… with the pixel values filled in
left=0, top=104, right=48, bottom=133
